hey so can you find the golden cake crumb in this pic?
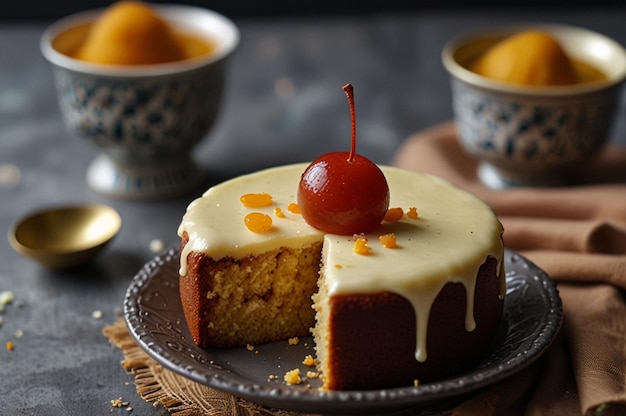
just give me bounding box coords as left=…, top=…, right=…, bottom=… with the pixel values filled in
left=407, top=206, right=419, bottom=219
left=110, top=397, right=129, bottom=408
left=413, top=379, right=420, bottom=387
left=288, top=337, right=299, bottom=345
left=384, top=207, right=404, bottom=222
left=268, top=374, right=279, bottom=381
left=284, top=368, right=302, bottom=385
left=240, top=193, right=273, bottom=207
left=306, top=371, right=320, bottom=379
left=353, top=237, right=370, bottom=255
left=246, top=344, right=255, bottom=351
left=379, top=233, right=397, bottom=249
left=302, top=355, right=316, bottom=366
left=6, top=341, right=14, bottom=351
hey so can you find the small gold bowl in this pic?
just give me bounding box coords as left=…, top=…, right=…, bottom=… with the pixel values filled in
left=8, top=204, right=122, bottom=270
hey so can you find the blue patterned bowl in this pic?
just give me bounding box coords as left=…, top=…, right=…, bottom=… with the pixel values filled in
left=41, top=4, right=239, bottom=198
left=442, top=24, right=626, bottom=188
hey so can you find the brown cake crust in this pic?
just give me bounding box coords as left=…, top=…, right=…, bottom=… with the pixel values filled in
left=321, top=256, right=503, bottom=390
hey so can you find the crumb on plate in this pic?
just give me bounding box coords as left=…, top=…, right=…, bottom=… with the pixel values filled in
left=284, top=368, right=301, bottom=385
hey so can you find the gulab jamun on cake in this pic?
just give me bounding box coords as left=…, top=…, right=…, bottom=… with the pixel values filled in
left=177, top=85, right=505, bottom=390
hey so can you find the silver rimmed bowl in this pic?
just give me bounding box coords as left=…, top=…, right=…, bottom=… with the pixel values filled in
left=442, top=23, right=626, bottom=188
left=40, top=4, right=239, bottom=199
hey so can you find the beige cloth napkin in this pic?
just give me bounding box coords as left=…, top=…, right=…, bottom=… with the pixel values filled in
left=103, top=122, right=626, bottom=415
left=394, top=121, right=626, bottom=416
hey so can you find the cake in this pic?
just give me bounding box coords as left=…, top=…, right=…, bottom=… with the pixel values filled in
left=178, top=163, right=505, bottom=390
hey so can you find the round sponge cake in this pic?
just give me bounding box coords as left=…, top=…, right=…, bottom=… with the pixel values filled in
left=178, top=163, right=505, bottom=390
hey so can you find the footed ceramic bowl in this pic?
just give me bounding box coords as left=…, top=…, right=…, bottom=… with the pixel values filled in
left=442, top=23, right=626, bottom=188
left=41, top=4, right=239, bottom=199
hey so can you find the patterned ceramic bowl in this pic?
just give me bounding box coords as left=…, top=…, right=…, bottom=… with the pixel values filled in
left=442, top=23, right=626, bottom=188
left=41, top=4, right=239, bottom=198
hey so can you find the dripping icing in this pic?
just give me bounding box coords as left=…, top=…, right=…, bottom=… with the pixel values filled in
left=396, top=251, right=502, bottom=362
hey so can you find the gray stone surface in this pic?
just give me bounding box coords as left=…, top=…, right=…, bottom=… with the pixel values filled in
left=1, top=8, right=625, bottom=415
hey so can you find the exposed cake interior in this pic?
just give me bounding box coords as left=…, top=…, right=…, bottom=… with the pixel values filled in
left=180, top=234, right=321, bottom=347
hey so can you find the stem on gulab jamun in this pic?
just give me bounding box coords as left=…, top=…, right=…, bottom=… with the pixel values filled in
left=343, top=83, right=356, bottom=164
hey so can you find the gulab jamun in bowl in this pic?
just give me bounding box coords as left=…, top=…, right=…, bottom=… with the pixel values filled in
left=40, top=1, right=239, bottom=198
left=442, top=23, right=626, bottom=188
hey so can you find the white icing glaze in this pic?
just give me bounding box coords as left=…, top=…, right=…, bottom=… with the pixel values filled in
left=177, top=165, right=326, bottom=276
left=178, top=163, right=504, bottom=362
